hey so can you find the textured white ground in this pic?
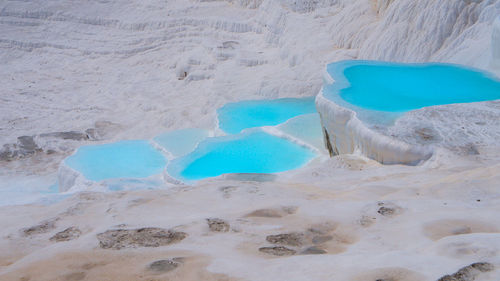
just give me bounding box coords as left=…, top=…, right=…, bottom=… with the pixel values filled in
left=1, top=0, right=500, bottom=280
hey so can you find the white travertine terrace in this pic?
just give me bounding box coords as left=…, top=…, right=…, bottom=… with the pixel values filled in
left=493, top=16, right=500, bottom=69
left=2, top=1, right=500, bottom=280
left=316, top=58, right=500, bottom=165
left=316, top=68, right=433, bottom=165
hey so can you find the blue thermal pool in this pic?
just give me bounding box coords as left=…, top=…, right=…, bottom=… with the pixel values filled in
left=167, top=130, right=316, bottom=181
left=324, top=60, right=500, bottom=113
left=65, top=140, right=167, bottom=181
left=217, top=97, right=317, bottom=134
left=62, top=97, right=322, bottom=186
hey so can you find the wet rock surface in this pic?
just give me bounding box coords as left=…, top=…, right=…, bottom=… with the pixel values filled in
left=39, top=131, right=89, bottom=141
left=378, top=207, right=396, bottom=216
left=312, top=235, right=333, bottom=244
left=148, top=258, right=182, bottom=274
left=376, top=202, right=402, bottom=217
left=0, top=121, right=122, bottom=162
left=266, top=233, right=304, bottom=247
left=97, top=228, right=187, bottom=250
left=22, top=218, right=59, bottom=236
left=437, top=262, right=494, bottom=281
left=258, top=246, right=296, bottom=256
left=300, top=246, right=327, bottom=255
left=245, top=206, right=297, bottom=218
left=18, top=136, right=39, bottom=151
left=1, top=136, right=42, bottom=161
left=207, top=218, right=230, bottom=232
left=50, top=227, right=82, bottom=242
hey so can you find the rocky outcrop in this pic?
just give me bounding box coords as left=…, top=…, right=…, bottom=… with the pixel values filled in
left=437, top=262, right=494, bottom=281
left=206, top=218, right=230, bottom=232
left=148, top=259, right=182, bottom=274
left=266, top=233, right=304, bottom=247
left=258, top=246, right=296, bottom=256
left=50, top=227, right=82, bottom=242
left=22, top=218, right=59, bottom=236
left=97, top=228, right=187, bottom=250
left=0, top=136, right=42, bottom=161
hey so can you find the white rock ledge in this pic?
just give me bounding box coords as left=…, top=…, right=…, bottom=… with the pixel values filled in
left=315, top=61, right=437, bottom=165
left=58, top=162, right=95, bottom=192
left=316, top=92, right=433, bottom=165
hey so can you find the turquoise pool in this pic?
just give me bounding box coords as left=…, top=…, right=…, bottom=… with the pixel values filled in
left=324, top=60, right=500, bottom=113
left=65, top=140, right=167, bottom=181
left=154, top=128, right=209, bottom=157
left=167, top=130, right=316, bottom=181
left=217, top=97, right=317, bottom=134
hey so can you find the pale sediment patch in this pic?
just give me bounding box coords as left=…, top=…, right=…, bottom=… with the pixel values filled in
left=351, top=267, right=426, bottom=281
left=423, top=219, right=499, bottom=241
left=0, top=250, right=239, bottom=281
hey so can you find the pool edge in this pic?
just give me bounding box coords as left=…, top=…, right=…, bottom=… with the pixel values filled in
left=315, top=66, right=433, bottom=165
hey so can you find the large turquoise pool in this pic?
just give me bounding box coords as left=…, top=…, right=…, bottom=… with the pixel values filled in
left=324, top=60, right=500, bottom=113
left=167, top=130, right=316, bottom=181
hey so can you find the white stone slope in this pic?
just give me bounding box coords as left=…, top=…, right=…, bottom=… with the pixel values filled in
left=1, top=0, right=499, bottom=171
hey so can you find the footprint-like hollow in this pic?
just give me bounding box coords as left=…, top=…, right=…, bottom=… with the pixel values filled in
left=351, top=267, right=426, bottom=281
left=423, top=219, right=498, bottom=241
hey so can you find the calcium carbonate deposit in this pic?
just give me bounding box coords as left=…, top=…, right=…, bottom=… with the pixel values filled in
left=0, top=0, right=500, bottom=280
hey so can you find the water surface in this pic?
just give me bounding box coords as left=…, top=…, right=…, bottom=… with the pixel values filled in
left=168, top=130, right=316, bottom=181
left=325, top=61, right=500, bottom=113
left=65, top=140, right=167, bottom=181
left=217, top=97, right=317, bottom=134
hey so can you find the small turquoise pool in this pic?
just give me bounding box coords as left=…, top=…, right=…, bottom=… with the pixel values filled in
left=65, top=140, right=167, bottom=181
left=217, top=97, right=317, bottom=134
left=167, top=130, right=316, bottom=181
left=154, top=128, right=209, bottom=157
left=324, top=60, right=500, bottom=113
